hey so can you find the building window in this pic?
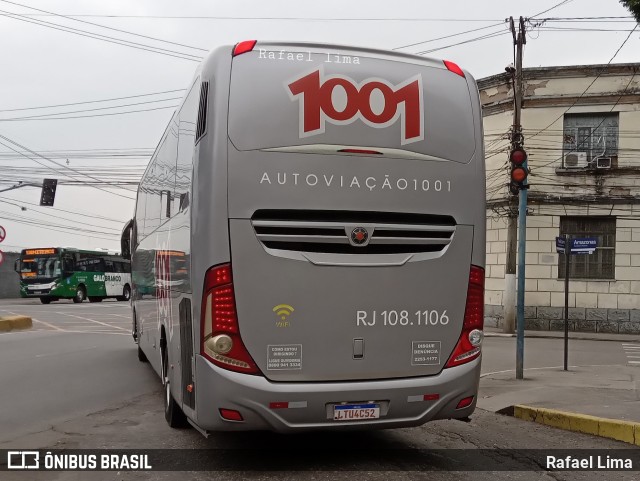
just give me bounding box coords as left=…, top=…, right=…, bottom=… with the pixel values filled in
left=558, top=216, right=615, bottom=279
left=562, top=113, right=619, bottom=168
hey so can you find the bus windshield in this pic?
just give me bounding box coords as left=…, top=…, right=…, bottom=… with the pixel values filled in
left=20, top=255, right=62, bottom=279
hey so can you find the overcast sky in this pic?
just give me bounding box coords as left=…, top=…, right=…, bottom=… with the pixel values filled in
left=0, top=0, right=637, bottom=254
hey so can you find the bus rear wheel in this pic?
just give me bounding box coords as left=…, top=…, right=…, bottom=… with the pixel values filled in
left=73, top=286, right=86, bottom=303
left=117, top=284, right=131, bottom=302
left=162, top=344, right=187, bottom=428
left=40, top=297, right=51, bottom=304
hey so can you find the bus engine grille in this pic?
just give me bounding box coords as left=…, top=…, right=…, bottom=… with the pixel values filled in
left=251, top=210, right=456, bottom=255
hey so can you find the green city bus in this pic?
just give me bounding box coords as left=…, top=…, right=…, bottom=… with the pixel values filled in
left=15, top=247, right=131, bottom=304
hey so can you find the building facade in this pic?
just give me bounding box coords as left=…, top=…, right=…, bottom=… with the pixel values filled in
left=478, top=63, right=640, bottom=334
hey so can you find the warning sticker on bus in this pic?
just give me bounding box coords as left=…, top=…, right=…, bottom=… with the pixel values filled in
left=267, top=344, right=302, bottom=370
left=411, top=341, right=441, bottom=366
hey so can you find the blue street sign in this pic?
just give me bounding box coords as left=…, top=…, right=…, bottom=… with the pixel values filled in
left=556, top=236, right=598, bottom=255
left=570, top=237, right=598, bottom=254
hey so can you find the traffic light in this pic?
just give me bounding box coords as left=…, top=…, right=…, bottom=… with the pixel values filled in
left=509, top=147, right=528, bottom=195
left=40, top=178, right=58, bottom=206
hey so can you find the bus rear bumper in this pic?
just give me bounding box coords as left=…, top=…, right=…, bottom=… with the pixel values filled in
left=192, top=355, right=481, bottom=432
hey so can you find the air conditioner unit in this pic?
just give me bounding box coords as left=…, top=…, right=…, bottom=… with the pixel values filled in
left=564, top=152, right=588, bottom=169
left=596, top=157, right=612, bottom=169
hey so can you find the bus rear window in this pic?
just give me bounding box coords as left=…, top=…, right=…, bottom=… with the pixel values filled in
left=228, top=48, right=477, bottom=163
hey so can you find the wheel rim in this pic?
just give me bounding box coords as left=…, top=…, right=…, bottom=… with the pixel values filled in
left=77, top=290, right=83, bottom=301
left=124, top=287, right=131, bottom=300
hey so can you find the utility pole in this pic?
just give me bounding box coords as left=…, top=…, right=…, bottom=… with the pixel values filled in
left=503, top=17, right=523, bottom=335
left=513, top=16, right=528, bottom=381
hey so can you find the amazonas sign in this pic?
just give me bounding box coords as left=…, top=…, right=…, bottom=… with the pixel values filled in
left=288, top=69, right=424, bottom=145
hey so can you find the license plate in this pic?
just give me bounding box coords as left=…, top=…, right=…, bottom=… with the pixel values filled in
left=32, top=291, right=42, bottom=295
left=333, top=403, right=380, bottom=421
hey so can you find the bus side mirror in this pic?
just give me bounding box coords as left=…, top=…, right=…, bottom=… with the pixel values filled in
left=121, top=219, right=133, bottom=260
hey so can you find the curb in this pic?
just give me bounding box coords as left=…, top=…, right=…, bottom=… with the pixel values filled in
left=511, top=405, right=640, bottom=446
left=0, top=315, right=33, bottom=332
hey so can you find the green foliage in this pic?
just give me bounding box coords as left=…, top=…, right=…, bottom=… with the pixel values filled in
left=620, top=0, right=640, bottom=22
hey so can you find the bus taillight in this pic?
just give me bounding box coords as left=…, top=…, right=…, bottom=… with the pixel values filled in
left=201, top=263, right=261, bottom=375
left=445, top=266, right=484, bottom=368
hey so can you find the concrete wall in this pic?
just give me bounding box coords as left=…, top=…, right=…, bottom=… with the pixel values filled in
left=0, top=252, right=20, bottom=298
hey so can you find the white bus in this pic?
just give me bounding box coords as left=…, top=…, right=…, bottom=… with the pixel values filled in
left=122, top=40, right=486, bottom=434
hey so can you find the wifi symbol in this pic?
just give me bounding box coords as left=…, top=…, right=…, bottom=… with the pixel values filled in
left=273, top=304, right=295, bottom=321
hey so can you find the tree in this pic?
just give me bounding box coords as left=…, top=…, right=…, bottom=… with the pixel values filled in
left=620, top=0, right=640, bottom=22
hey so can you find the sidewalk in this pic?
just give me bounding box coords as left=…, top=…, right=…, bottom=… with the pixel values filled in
left=478, top=337, right=640, bottom=443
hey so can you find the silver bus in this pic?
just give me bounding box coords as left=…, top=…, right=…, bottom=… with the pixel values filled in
left=121, top=40, right=486, bottom=434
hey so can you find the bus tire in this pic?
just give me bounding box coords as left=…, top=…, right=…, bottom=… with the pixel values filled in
left=162, top=342, right=187, bottom=428
left=138, top=345, right=148, bottom=363
left=40, top=297, right=51, bottom=304
left=117, top=284, right=131, bottom=302
left=73, top=285, right=86, bottom=303
left=88, top=297, right=103, bottom=303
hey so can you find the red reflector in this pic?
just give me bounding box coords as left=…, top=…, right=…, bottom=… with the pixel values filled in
left=233, top=40, right=257, bottom=57
left=338, top=149, right=383, bottom=155
left=219, top=408, right=243, bottom=421
left=269, top=402, right=289, bottom=410
left=443, top=60, right=465, bottom=78
left=456, top=396, right=474, bottom=410
left=424, top=394, right=440, bottom=401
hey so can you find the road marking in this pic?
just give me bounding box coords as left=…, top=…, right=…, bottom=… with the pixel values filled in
left=56, top=312, right=129, bottom=331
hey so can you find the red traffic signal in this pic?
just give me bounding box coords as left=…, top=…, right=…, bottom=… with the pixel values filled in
left=508, top=148, right=528, bottom=195
left=510, top=148, right=527, bottom=165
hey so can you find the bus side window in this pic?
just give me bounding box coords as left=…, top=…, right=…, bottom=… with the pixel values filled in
left=63, top=255, right=74, bottom=273
left=105, top=260, right=115, bottom=273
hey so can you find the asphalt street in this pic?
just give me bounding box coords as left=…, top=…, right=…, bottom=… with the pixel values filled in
left=0, top=299, right=638, bottom=480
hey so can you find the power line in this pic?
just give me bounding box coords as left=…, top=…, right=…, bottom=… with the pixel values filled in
left=416, top=29, right=509, bottom=55
left=12, top=14, right=506, bottom=21
left=530, top=0, right=574, bottom=19
left=0, top=194, right=125, bottom=223
left=0, top=198, right=121, bottom=231
left=0, top=89, right=185, bottom=113
left=394, top=22, right=506, bottom=50
left=0, top=105, right=178, bottom=122
left=0, top=97, right=181, bottom=121
left=0, top=134, right=137, bottom=200
left=0, top=0, right=208, bottom=51
left=0, top=10, right=202, bottom=62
